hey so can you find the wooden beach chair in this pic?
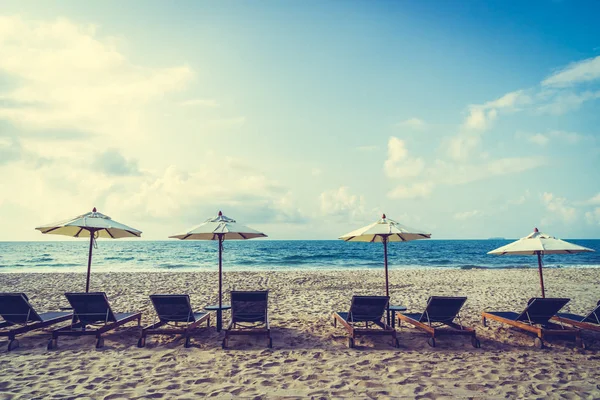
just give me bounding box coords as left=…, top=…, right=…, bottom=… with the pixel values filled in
left=222, top=291, right=271, bottom=349
left=481, top=297, right=584, bottom=349
left=0, top=293, right=72, bottom=351
left=47, top=292, right=142, bottom=349
left=551, top=300, right=600, bottom=333
left=333, top=295, right=399, bottom=348
left=137, top=294, right=210, bottom=348
left=397, top=296, right=480, bottom=348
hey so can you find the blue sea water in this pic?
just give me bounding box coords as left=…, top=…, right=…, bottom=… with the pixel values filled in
left=0, top=240, right=599, bottom=273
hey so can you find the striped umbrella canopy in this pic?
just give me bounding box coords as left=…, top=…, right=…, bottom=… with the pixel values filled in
left=36, top=207, right=142, bottom=291
left=488, top=228, right=594, bottom=297
left=169, top=211, right=267, bottom=312
left=340, top=214, right=431, bottom=324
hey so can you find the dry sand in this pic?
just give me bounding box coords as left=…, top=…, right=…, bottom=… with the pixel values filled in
left=1, top=268, right=600, bottom=399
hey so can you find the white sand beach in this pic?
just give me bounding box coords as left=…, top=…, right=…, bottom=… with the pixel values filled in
left=1, top=268, right=600, bottom=399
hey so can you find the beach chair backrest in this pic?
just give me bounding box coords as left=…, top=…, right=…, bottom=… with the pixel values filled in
left=348, top=296, right=389, bottom=323
left=65, top=292, right=116, bottom=325
left=420, top=296, right=467, bottom=323
left=150, top=294, right=194, bottom=323
left=231, top=291, right=268, bottom=323
left=0, top=293, right=42, bottom=324
left=582, top=301, right=600, bottom=324
left=517, top=298, right=570, bottom=324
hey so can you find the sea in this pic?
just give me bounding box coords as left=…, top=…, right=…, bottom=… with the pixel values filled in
left=0, top=239, right=599, bottom=273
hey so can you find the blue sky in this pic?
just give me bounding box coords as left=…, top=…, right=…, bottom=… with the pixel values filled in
left=1, top=0, right=599, bottom=240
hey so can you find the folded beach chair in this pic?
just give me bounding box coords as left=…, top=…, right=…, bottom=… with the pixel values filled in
left=333, top=295, right=399, bottom=348
left=222, top=291, right=271, bottom=349
left=481, top=297, right=584, bottom=349
left=137, top=294, right=210, bottom=348
left=0, top=293, right=72, bottom=351
left=551, top=300, right=600, bottom=333
left=397, top=296, right=480, bottom=348
left=47, top=292, right=142, bottom=349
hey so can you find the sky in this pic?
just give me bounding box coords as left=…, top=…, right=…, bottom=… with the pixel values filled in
left=1, top=0, right=600, bottom=241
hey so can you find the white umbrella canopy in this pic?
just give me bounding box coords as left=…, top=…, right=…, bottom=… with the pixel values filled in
left=340, top=215, right=431, bottom=243
left=169, top=212, right=266, bottom=241
left=340, top=214, right=431, bottom=324
left=35, top=207, right=142, bottom=292
left=488, top=228, right=594, bottom=297
left=169, top=211, right=267, bottom=330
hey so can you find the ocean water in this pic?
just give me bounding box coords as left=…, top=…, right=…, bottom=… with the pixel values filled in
left=0, top=240, right=599, bottom=273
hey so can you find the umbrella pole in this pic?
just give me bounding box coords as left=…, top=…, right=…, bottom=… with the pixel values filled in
left=85, top=233, right=94, bottom=293
left=219, top=234, right=223, bottom=308
left=383, top=236, right=390, bottom=325
left=217, top=234, right=223, bottom=332
left=384, top=237, right=389, bottom=297
left=537, top=251, right=545, bottom=298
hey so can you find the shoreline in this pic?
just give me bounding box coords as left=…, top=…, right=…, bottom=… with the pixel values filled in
left=2, top=264, right=600, bottom=274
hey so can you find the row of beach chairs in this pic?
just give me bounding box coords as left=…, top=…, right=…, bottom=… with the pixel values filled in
left=0, top=291, right=270, bottom=351
left=1, top=292, right=598, bottom=351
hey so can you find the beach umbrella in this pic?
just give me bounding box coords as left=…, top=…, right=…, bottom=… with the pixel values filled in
left=339, top=213, right=431, bottom=305
left=169, top=211, right=267, bottom=328
left=488, top=228, right=594, bottom=297
left=35, top=207, right=142, bottom=292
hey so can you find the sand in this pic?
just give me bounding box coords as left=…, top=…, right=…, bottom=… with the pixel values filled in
left=1, top=268, right=599, bottom=399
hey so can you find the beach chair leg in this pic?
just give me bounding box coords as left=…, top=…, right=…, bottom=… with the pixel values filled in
left=48, top=333, right=58, bottom=350
left=471, top=336, right=481, bottom=348
left=207, top=316, right=210, bottom=328
left=427, top=337, right=436, bottom=347
left=137, top=331, right=147, bottom=348
left=7, top=339, right=19, bottom=351
left=481, top=316, right=487, bottom=327
left=96, top=336, right=104, bottom=349
left=184, top=336, right=191, bottom=348
left=576, top=334, right=585, bottom=349
left=534, top=337, right=544, bottom=349
left=347, top=337, right=355, bottom=348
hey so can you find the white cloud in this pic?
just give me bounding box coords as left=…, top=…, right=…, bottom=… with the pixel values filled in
left=431, top=157, right=546, bottom=186
left=582, top=193, right=600, bottom=206
left=319, top=187, right=371, bottom=221
left=460, top=90, right=529, bottom=132
left=447, top=130, right=484, bottom=160
left=103, top=159, right=306, bottom=224
left=453, top=210, right=481, bottom=220
left=508, top=190, right=531, bottom=205
left=541, top=192, right=577, bottom=224
left=463, top=107, right=496, bottom=131
left=536, top=90, right=600, bottom=115
left=542, top=55, right=600, bottom=87
left=92, top=148, right=140, bottom=176
left=0, top=15, right=193, bottom=141
left=384, top=137, right=424, bottom=178
left=585, top=208, right=600, bottom=225
left=396, top=117, right=426, bottom=130
left=527, top=133, right=549, bottom=146
left=549, top=130, right=585, bottom=144
left=482, top=90, right=530, bottom=110
left=517, top=130, right=587, bottom=147
left=388, top=182, right=434, bottom=199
